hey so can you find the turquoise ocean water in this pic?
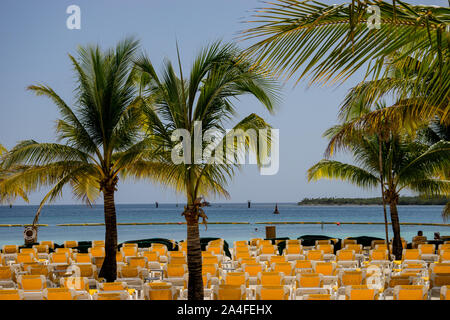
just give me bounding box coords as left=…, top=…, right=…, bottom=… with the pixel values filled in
left=0, top=203, right=447, bottom=247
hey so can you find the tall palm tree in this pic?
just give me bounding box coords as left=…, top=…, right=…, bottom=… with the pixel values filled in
left=0, top=143, right=29, bottom=204
left=130, top=42, right=280, bottom=299
left=1, top=38, right=154, bottom=281
left=241, top=0, right=450, bottom=123
left=308, top=129, right=450, bottom=259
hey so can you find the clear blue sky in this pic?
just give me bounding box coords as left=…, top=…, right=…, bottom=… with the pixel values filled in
left=1, top=0, right=446, bottom=205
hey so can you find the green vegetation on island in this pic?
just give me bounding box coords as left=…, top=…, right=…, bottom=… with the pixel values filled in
left=298, top=196, right=449, bottom=206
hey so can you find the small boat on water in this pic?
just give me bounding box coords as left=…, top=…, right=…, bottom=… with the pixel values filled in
left=273, top=203, right=279, bottom=214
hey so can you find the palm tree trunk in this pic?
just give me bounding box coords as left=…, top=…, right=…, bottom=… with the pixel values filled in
left=186, top=217, right=204, bottom=300
left=389, top=201, right=402, bottom=260
left=99, top=187, right=118, bottom=282
left=377, top=133, right=391, bottom=260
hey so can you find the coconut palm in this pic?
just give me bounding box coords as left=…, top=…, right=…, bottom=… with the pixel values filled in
left=241, top=0, right=450, bottom=122
left=130, top=42, right=280, bottom=299
left=308, top=128, right=450, bottom=259
left=0, top=143, right=29, bottom=204
left=0, top=37, right=156, bottom=281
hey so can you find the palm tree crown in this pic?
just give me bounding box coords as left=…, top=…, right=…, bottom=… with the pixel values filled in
left=308, top=126, right=450, bottom=258
left=131, top=41, right=280, bottom=299
left=1, top=37, right=151, bottom=281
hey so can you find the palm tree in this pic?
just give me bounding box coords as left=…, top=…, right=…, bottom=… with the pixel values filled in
left=308, top=129, right=450, bottom=259
left=1, top=38, right=154, bottom=281
left=241, top=0, right=449, bottom=123
left=131, top=42, right=280, bottom=299
left=0, top=143, right=29, bottom=204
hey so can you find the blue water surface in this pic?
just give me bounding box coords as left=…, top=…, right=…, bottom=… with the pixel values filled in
left=0, top=203, right=447, bottom=247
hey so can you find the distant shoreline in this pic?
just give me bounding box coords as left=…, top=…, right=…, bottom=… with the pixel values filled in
left=298, top=196, right=449, bottom=206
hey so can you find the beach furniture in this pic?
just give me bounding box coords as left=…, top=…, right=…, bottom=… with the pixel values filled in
left=49, top=252, right=71, bottom=266
left=371, top=240, right=386, bottom=249
left=369, top=249, right=391, bottom=267
left=233, top=247, right=251, bottom=262
left=127, top=256, right=146, bottom=268
left=144, top=282, right=178, bottom=300
left=64, top=241, right=78, bottom=249
left=2, top=245, right=19, bottom=265
left=16, top=274, right=47, bottom=300
left=342, top=238, right=357, bottom=247
left=167, top=250, right=186, bottom=262
left=234, top=241, right=248, bottom=247
left=0, top=289, right=24, bottom=300
left=315, top=240, right=332, bottom=247
left=222, top=272, right=248, bottom=287
left=345, top=285, right=379, bottom=300
left=312, top=261, right=338, bottom=285
left=317, top=244, right=335, bottom=261
left=439, top=249, right=450, bottom=263
left=283, top=244, right=304, bottom=261
left=20, top=248, right=38, bottom=259
left=402, top=249, right=424, bottom=263
left=335, top=249, right=358, bottom=268
left=257, top=271, right=285, bottom=287
left=202, top=263, right=220, bottom=279
left=39, top=241, right=55, bottom=250
left=150, top=244, right=168, bottom=263
left=258, top=240, right=272, bottom=246
left=55, top=248, right=73, bottom=255
left=418, top=244, right=438, bottom=262
left=88, top=247, right=105, bottom=269
left=393, top=285, right=428, bottom=300
left=305, top=293, right=333, bottom=300
left=206, top=244, right=223, bottom=256
left=139, top=252, right=161, bottom=276
left=236, top=257, right=259, bottom=269
left=255, top=285, right=290, bottom=300
left=32, top=245, right=50, bottom=260
left=120, top=246, right=138, bottom=260
left=213, top=284, right=246, bottom=300
left=163, top=264, right=188, bottom=288
left=250, top=238, right=263, bottom=248
left=400, top=261, right=427, bottom=274
left=93, top=291, right=130, bottom=300
left=14, top=252, right=37, bottom=266
left=97, top=281, right=128, bottom=292
left=294, top=273, right=327, bottom=299
left=257, top=245, right=278, bottom=262
left=441, top=285, right=450, bottom=300
left=269, top=255, right=286, bottom=264
left=203, top=253, right=222, bottom=265
left=286, top=239, right=302, bottom=246
left=43, top=288, right=75, bottom=300
left=271, top=262, right=295, bottom=285
left=72, top=253, right=92, bottom=264
left=60, top=276, right=90, bottom=299
left=242, top=263, right=263, bottom=285
left=306, top=249, right=324, bottom=261
left=338, top=269, right=365, bottom=286
left=92, top=240, right=105, bottom=247
left=24, top=263, right=53, bottom=287
left=412, top=235, right=428, bottom=249
left=117, top=265, right=145, bottom=296
left=0, top=266, right=16, bottom=288
left=73, top=264, right=98, bottom=287
left=294, top=260, right=313, bottom=274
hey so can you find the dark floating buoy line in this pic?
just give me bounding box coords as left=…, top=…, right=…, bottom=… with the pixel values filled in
left=1, top=221, right=449, bottom=227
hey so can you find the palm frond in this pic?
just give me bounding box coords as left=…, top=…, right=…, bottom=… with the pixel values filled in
left=307, top=159, right=380, bottom=189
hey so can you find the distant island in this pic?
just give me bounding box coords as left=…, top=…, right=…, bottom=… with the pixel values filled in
left=298, top=196, right=449, bottom=206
